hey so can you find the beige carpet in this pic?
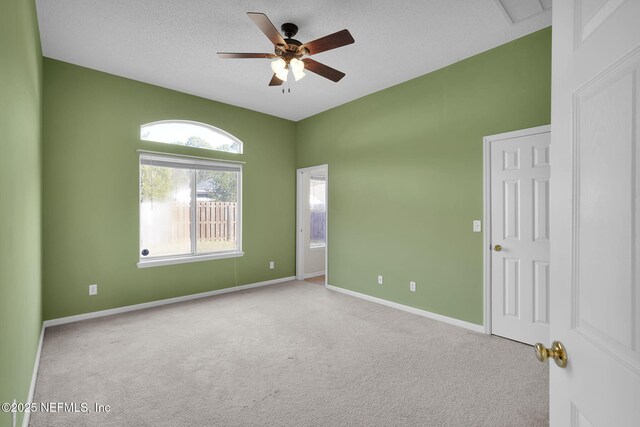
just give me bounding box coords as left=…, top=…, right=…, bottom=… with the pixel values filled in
left=31, top=281, right=548, bottom=426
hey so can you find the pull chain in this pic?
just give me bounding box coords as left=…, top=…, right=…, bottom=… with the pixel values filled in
left=282, top=80, right=292, bottom=94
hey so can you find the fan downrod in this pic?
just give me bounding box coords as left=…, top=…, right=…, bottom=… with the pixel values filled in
left=281, top=23, right=298, bottom=38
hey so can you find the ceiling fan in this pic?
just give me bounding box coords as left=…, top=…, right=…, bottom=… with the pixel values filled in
left=217, top=12, right=355, bottom=86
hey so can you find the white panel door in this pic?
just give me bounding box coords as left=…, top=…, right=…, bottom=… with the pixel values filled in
left=489, top=128, right=551, bottom=345
left=551, top=1, right=640, bottom=425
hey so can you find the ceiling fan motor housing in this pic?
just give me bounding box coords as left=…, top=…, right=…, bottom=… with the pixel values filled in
left=274, top=23, right=308, bottom=61
left=275, top=27, right=307, bottom=60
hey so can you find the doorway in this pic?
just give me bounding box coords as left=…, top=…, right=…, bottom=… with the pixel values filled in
left=483, top=125, right=550, bottom=345
left=296, top=165, right=328, bottom=285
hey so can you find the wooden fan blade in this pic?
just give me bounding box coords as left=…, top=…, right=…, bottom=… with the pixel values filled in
left=302, top=58, right=345, bottom=82
left=247, top=12, right=287, bottom=48
left=217, top=52, right=277, bottom=59
left=269, top=74, right=284, bottom=86
left=301, top=29, right=354, bottom=55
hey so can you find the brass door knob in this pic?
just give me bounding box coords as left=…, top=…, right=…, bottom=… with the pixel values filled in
left=535, top=341, right=568, bottom=368
left=494, top=244, right=503, bottom=252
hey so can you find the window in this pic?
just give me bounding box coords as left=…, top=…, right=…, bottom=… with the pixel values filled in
left=140, top=120, right=243, bottom=154
left=309, top=176, right=326, bottom=248
left=138, top=152, right=242, bottom=267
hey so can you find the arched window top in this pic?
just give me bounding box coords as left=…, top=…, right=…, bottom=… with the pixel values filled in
left=140, top=120, right=243, bottom=154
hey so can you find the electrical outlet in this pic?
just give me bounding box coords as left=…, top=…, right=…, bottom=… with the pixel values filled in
left=409, top=281, right=416, bottom=292
left=269, top=261, right=275, bottom=270
left=377, top=275, right=383, bottom=285
left=89, top=284, right=98, bottom=295
left=473, top=220, right=482, bottom=232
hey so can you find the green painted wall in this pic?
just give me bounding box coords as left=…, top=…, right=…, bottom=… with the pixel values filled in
left=0, top=0, right=42, bottom=425
left=296, top=28, right=552, bottom=325
left=42, top=59, right=296, bottom=320
left=0, top=16, right=550, bottom=425
left=42, top=28, right=550, bottom=325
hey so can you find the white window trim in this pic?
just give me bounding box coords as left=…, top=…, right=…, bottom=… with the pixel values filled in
left=137, top=250, right=244, bottom=268
left=137, top=150, right=243, bottom=268
left=137, top=149, right=245, bottom=165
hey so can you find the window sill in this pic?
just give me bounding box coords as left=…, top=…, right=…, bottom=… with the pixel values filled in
left=137, top=251, right=244, bottom=269
left=310, top=244, right=326, bottom=250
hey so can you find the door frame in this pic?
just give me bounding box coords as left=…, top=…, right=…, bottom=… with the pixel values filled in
left=482, top=124, right=551, bottom=335
left=296, top=164, right=329, bottom=286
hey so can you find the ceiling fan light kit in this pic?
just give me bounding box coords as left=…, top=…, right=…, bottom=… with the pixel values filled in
left=218, top=12, right=354, bottom=87
left=270, top=58, right=286, bottom=73
left=276, top=68, right=289, bottom=82
left=290, top=58, right=305, bottom=81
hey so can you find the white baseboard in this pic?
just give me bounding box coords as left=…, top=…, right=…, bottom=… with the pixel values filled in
left=43, top=276, right=295, bottom=328
left=325, top=284, right=484, bottom=333
left=303, top=271, right=325, bottom=279
left=22, top=324, right=45, bottom=427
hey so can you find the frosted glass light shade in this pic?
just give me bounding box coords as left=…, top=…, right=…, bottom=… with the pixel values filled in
left=270, top=58, right=286, bottom=73
left=275, top=68, right=288, bottom=82
left=292, top=69, right=305, bottom=81
left=290, top=58, right=305, bottom=81
left=290, top=58, right=304, bottom=72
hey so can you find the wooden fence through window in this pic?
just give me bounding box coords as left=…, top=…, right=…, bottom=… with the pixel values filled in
left=171, top=202, right=237, bottom=242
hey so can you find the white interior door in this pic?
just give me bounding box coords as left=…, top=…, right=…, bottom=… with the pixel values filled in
left=488, top=127, right=551, bottom=345
left=550, top=1, right=640, bottom=425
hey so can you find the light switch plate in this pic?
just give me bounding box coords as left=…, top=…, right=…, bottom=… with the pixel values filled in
left=473, top=220, right=482, bottom=232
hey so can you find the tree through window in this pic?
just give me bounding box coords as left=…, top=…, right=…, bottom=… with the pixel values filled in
left=140, top=120, right=242, bottom=154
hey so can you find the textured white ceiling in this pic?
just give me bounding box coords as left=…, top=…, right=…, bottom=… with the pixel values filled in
left=35, top=0, right=551, bottom=121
